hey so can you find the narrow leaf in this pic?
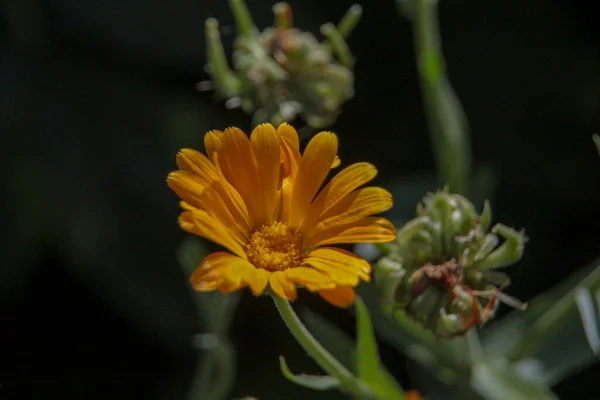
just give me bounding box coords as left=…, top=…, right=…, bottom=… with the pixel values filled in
left=356, top=297, right=382, bottom=386
left=356, top=297, right=405, bottom=399
left=471, top=360, right=558, bottom=400
left=278, top=356, right=340, bottom=390
left=574, top=287, right=600, bottom=356
left=482, top=258, right=600, bottom=385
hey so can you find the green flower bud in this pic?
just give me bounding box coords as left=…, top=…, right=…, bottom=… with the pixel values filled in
left=375, top=190, right=527, bottom=337
left=204, top=1, right=362, bottom=130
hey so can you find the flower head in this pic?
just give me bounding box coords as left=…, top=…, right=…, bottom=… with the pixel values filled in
left=375, top=190, right=526, bottom=336
left=204, top=0, right=360, bottom=129
left=168, top=123, right=395, bottom=307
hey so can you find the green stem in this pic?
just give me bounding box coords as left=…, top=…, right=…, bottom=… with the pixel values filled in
left=412, top=0, right=471, bottom=195
left=272, top=296, right=376, bottom=400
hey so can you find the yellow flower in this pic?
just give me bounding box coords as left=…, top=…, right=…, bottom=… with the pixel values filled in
left=168, top=123, right=395, bottom=307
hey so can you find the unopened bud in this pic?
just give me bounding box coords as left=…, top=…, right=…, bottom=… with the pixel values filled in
left=375, top=190, right=527, bottom=337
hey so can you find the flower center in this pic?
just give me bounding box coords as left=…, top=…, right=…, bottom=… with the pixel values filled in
left=245, top=222, right=303, bottom=272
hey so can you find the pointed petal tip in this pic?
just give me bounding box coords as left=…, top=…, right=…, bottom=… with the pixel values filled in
left=276, top=123, right=300, bottom=149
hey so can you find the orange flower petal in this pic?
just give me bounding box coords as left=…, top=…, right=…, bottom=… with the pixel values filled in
left=179, top=211, right=247, bottom=259
left=190, top=252, right=271, bottom=296
left=302, top=261, right=360, bottom=286
left=204, top=130, right=223, bottom=162
left=193, top=280, right=219, bottom=291
left=167, top=171, right=207, bottom=209
left=305, top=217, right=396, bottom=249
left=279, top=173, right=295, bottom=224
left=405, top=390, right=424, bottom=400
left=170, top=149, right=251, bottom=234
left=246, top=268, right=272, bottom=296
left=214, top=127, right=264, bottom=228
left=320, top=162, right=378, bottom=213
left=321, top=187, right=393, bottom=220
left=269, top=271, right=298, bottom=301
left=284, top=267, right=337, bottom=291
left=176, top=148, right=217, bottom=179
left=276, top=123, right=300, bottom=151
left=303, top=247, right=371, bottom=285
left=306, top=187, right=393, bottom=238
left=318, top=286, right=356, bottom=308
left=277, top=124, right=302, bottom=223
left=289, top=132, right=338, bottom=226
left=301, top=162, right=378, bottom=233
left=168, top=171, right=249, bottom=243
left=191, top=252, right=247, bottom=292
left=331, top=155, right=341, bottom=169
left=250, top=124, right=281, bottom=222
left=272, top=187, right=283, bottom=221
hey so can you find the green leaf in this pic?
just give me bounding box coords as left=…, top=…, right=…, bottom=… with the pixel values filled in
left=279, top=356, right=341, bottom=390
left=355, top=297, right=385, bottom=390
left=482, top=257, right=600, bottom=385
left=574, top=287, right=600, bottom=356
left=471, top=360, right=558, bottom=400
left=376, top=369, right=407, bottom=400
left=355, top=297, right=406, bottom=399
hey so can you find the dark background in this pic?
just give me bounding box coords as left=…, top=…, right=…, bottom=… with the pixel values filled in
left=1, top=0, right=599, bottom=399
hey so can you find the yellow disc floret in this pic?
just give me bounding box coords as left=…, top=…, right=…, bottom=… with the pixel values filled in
left=246, top=222, right=303, bottom=272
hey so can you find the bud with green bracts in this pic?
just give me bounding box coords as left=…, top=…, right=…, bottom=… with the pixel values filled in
left=375, top=190, right=527, bottom=337
left=203, top=1, right=361, bottom=130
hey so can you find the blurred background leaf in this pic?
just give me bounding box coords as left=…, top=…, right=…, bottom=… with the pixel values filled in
left=470, top=359, right=558, bottom=400
left=482, top=257, right=600, bottom=387
left=177, top=236, right=241, bottom=400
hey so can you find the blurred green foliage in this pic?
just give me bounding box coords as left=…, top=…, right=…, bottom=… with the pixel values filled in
left=177, top=237, right=240, bottom=400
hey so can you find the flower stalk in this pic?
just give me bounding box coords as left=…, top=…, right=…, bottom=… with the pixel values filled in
left=411, top=0, right=471, bottom=195
left=273, top=296, right=377, bottom=400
